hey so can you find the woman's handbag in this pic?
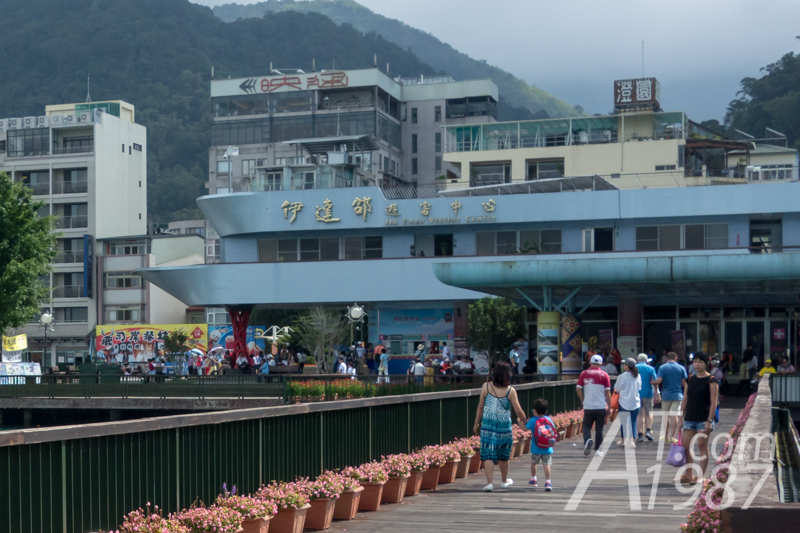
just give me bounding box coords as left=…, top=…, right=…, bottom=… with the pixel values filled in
left=610, top=391, right=620, bottom=410
left=666, top=443, right=687, bottom=467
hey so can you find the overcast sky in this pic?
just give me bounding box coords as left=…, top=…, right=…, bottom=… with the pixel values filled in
left=195, top=0, right=800, bottom=121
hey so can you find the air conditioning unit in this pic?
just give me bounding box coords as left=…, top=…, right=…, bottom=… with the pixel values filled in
left=50, top=115, right=63, bottom=127
left=7, top=118, right=20, bottom=130
left=78, top=112, right=93, bottom=123
left=36, top=116, right=49, bottom=128
left=23, top=116, right=36, bottom=128
left=63, top=114, right=76, bottom=125
left=0, top=119, right=6, bottom=132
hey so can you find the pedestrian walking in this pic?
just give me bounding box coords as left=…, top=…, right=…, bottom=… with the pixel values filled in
left=408, top=357, right=425, bottom=384
left=509, top=343, right=520, bottom=374
left=576, top=354, right=611, bottom=456
left=525, top=398, right=555, bottom=491
left=636, top=353, right=657, bottom=442
left=679, top=352, right=719, bottom=485
left=473, top=361, right=528, bottom=491
left=652, top=351, right=688, bottom=443
left=614, top=358, right=642, bottom=448
left=378, top=348, right=391, bottom=383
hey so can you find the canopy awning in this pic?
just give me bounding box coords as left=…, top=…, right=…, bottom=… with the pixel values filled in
left=283, top=134, right=379, bottom=154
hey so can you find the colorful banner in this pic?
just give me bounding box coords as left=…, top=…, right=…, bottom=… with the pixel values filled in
left=598, top=329, right=615, bottom=352
left=209, top=325, right=267, bottom=355
left=2, top=334, right=27, bottom=352
left=671, top=330, right=686, bottom=362
left=96, top=324, right=208, bottom=362
left=537, top=311, right=561, bottom=375
left=369, top=308, right=454, bottom=356
left=618, top=336, right=640, bottom=360
left=560, top=316, right=582, bottom=375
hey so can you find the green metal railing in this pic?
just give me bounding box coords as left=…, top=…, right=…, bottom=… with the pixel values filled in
left=0, top=380, right=579, bottom=533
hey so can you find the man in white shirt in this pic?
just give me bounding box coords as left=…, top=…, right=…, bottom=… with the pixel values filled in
left=267, top=354, right=275, bottom=367
left=510, top=343, right=520, bottom=373
left=409, top=357, right=426, bottom=384
left=441, top=342, right=451, bottom=362
left=346, top=361, right=357, bottom=379
left=336, top=356, right=347, bottom=374
left=602, top=359, right=618, bottom=376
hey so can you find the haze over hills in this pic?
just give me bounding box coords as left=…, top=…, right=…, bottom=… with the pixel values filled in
left=213, top=0, right=582, bottom=119
left=0, top=0, right=450, bottom=222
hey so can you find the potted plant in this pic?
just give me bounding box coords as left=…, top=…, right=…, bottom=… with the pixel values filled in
left=214, top=492, right=276, bottom=533
left=342, top=462, right=388, bottom=512
left=332, top=473, right=362, bottom=521
left=121, top=504, right=189, bottom=533
left=438, top=445, right=461, bottom=484
left=380, top=454, right=411, bottom=503
left=256, top=482, right=310, bottom=533
left=521, top=429, right=533, bottom=454
left=420, top=446, right=446, bottom=490
left=466, top=436, right=482, bottom=473
left=297, top=472, right=344, bottom=531
left=452, top=439, right=474, bottom=478
left=511, top=427, right=524, bottom=457
left=174, top=506, right=243, bottom=533
left=404, top=452, right=430, bottom=497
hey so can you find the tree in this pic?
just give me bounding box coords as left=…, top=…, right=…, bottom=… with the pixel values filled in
left=291, top=307, right=350, bottom=373
left=163, top=329, right=190, bottom=356
left=0, top=172, right=56, bottom=332
left=466, top=297, right=525, bottom=366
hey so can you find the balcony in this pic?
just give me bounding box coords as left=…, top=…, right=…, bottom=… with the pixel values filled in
left=52, top=144, right=94, bottom=155
left=24, top=182, right=50, bottom=195
left=53, top=181, right=88, bottom=194
left=56, top=251, right=83, bottom=264
left=56, top=216, right=88, bottom=229
left=53, top=286, right=84, bottom=298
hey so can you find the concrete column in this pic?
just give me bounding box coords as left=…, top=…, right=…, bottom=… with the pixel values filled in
left=23, top=409, right=33, bottom=428
left=619, top=297, right=642, bottom=337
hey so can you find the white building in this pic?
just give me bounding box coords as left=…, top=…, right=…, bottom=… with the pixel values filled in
left=0, top=100, right=147, bottom=364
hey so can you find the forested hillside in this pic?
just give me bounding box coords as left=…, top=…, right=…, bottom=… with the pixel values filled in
left=725, top=48, right=800, bottom=150
left=0, top=0, right=440, bottom=222
left=214, top=0, right=582, bottom=119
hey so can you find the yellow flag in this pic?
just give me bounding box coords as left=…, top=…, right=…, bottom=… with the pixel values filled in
left=2, top=334, right=28, bottom=352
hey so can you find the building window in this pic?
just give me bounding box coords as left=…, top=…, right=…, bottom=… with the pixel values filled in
left=582, top=228, right=615, bottom=252
left=105, top=306, right=141, bottom=322
left=476, top=230, right=562, bottom=255
left=206, top=306, right=231, bottom=326
left=363, top=236, right=383, bottom=259
left=383, top=155, right=389, bottom=173
left=133, top=143, right=142, bottom=152
left=217, top=161, right=230, bottom=173
left=435, top=156, right=442, bottom=172
left=411, top=134, right=418, bottom=154
left=242, top=159, right=256, bottom=176
left=7, top=128, right=49, bottom=157
left=105, top=272, right=142, bottom=289
left=471, top=162, right=510, bottom=186
left=655, top=164, right=677, bottom=171
left=635, top=223, right=728, bottom=251
left=411, top=108, right=418, bottom=124
left=435, top=132, right=442, bottom=153
left=108, top=240, right=148, bottom=255
left=61, top=307, right=88, bottom=323
left=526, top=159, right=565, bottom=180
left=434, top=105, right=442, bottom=122
left=411, top=158, right=418, bottom=175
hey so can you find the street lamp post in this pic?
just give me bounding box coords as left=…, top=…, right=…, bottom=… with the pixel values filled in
left=224, top=146, right=239, bottom=193
left=39, top=312, right=54, bottom=366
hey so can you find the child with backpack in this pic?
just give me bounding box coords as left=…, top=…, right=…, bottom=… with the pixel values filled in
left=524, top=398, right=555, bottom=491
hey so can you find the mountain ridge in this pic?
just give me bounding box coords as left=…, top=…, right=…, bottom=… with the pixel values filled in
left=213, top=0, right=582, bottom=119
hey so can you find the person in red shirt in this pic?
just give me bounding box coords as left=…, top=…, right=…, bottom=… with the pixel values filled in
left=576, top=355, right=612, bottom=456
left=611, top=349, right=622, bottom=372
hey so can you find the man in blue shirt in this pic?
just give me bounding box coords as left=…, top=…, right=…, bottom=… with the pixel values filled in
left=652, top=351, right=688, bottom=443
left=636, top=353, right=658, bottom=442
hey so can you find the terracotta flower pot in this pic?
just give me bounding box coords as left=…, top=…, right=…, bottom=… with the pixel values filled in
left=305, top=498, right=336, bottom=530
left=405, top=470, right=425, bottom=497
left=456, top=456, right=472, bottom=478
left=468, top=454, right=481, bottom=474
left=382, top=475, right=409, bottom=503
left=565, top=424, right=573, bottom=439
left=358, top=482, right=385, bottom=512
left=439, top=460, right=459, bottom=484
left=511, top=440, right=522, bottom=457
left=270, top=504, right=309, bottom=533
left=333, top=487, right=363, bottom=521
left=241, top=517, right=271, bottom=533
left=420, top=466, right=441, bottom=490
left=522, top=437, right=532, bottom=454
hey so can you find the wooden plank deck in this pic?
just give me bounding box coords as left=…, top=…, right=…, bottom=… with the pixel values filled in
left=327, top=404, right=741, bottom=533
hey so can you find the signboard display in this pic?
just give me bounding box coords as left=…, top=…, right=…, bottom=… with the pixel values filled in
left=368, top=308, right=454, bottom=356
left=96, top=324, right=208, bottom=362
left=560, top=316, right=582, bottom=375
left=2, top=334, right=27, bottom=363
left=537, top=311, right=561, bottom=375
left=614, top=78, right=660, bottom=108
left=209, top=326, right=267, bottom=355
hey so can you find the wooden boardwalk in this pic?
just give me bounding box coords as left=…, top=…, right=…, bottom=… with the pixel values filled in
left=328, top=404, right=740, bottom=533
